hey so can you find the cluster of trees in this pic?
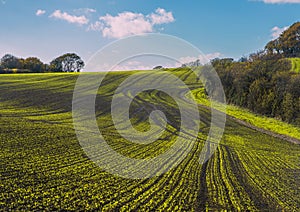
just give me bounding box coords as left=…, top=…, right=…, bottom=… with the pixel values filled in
left=211, top=22, right=300, bottom=124
left=266, top=22, right=300, bottom=58
left=213, top=58, right=299, bottom=124
left=0, top=53, right=84, bottom=73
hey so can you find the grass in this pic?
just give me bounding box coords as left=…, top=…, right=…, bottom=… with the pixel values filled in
left=288, top=58, right=300, bottom=73
left=191, top=87, right=300, bottom=140
left=0, top=70, right=299, bottom=211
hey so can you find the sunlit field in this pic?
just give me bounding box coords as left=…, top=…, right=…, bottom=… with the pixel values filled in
left=0, top=70, right=299, bottom=211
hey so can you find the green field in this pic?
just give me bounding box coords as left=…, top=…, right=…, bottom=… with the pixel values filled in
left=0, top=70, right=299, bottom=211
left=289, top=58, right=300, bottom=73
left=191, top=87, right=300, bottom=141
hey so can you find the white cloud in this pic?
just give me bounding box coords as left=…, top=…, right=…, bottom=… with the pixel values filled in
left=99, top=12, right=153, bottom=38
left=88, top=8, right=175, bottom=39
left=113, top=60, right=153, bottom=71
left=179, top=53, right=222, bottom=65
left=50, top=10, right=89, bottom=25
left=204, top=52, right=223, bottom=61
left=149, top=8, right=175, bottom=24
left=271, top=26, right=288, bottom=39
left=36, top=9, right=46, bottom=16
left=259, top=0, right=300, bottom=3
left=88, top=21, right=103, bottom=31
left=74, top=8, right=96, bottom=14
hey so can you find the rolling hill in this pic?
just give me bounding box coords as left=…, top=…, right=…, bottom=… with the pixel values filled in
left=0, top=70, right=299, bottom=211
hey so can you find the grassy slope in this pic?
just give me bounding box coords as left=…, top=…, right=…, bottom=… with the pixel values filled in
left=191, top=87, right=300, bottom=140
left=288, top=58, right=300, bottom=73
left=0, top=71, right=299, bottom=211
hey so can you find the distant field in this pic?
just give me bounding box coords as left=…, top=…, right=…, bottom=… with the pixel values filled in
left=289, top=58, right=300, bottom=73
left=0, top=70, right=299, bottom=211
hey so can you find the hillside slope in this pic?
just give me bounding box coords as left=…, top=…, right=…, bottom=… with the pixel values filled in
left=0, top=71, right=299, bottom=211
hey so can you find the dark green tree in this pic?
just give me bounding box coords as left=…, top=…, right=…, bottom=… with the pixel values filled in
left=265, top=22, right=300, bottom=57
left=0, top=54, right=22, bottom=69
left=50, top=53, right=84, bottom=72
left=282, top=92, right=296, bottom=122
left=23, top=57, right=45, bottom=73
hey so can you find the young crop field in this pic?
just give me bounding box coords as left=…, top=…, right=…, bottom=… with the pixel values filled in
left=0, top=70, right=299, bottom=211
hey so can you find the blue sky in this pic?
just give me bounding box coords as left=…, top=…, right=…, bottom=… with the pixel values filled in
left=0, top=0, right=299, bottom=64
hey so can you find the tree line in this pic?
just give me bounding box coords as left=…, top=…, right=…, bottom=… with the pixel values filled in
left=0, top=53, right=84, bottom=73
left=212, top=22, right=300, bottom=124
